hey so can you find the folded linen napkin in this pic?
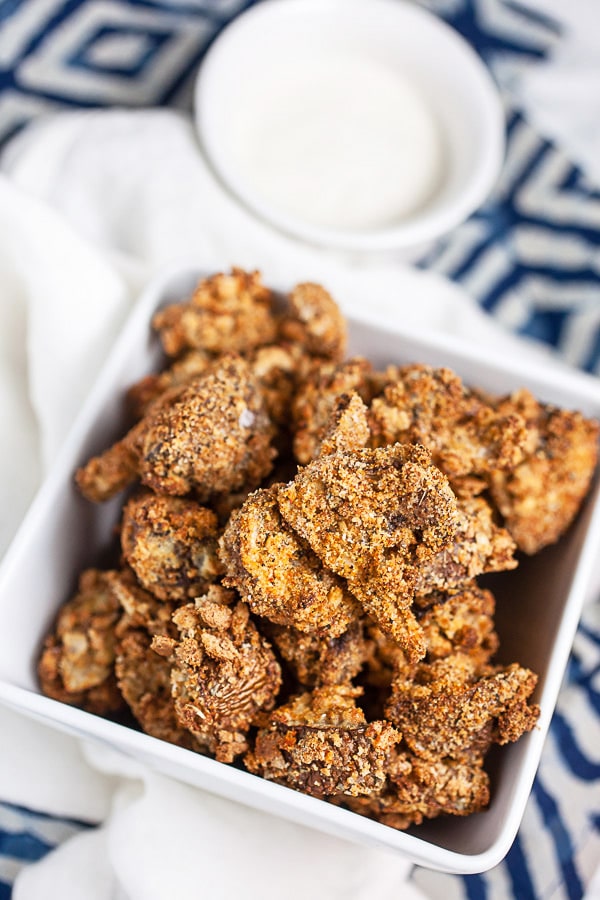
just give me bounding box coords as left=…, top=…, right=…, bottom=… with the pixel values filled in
left=0, top=108, right=592, bottom=900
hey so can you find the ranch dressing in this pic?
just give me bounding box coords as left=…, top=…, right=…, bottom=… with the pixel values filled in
left=229, top=55, right=444, bottom=231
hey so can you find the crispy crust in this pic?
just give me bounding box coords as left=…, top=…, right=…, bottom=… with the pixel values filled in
left=278, top=282, right=347, bottom=363
left=369, top=365, right=528, bottom=496
left=278, top=443, right=459, bottom=659
left=489, top=389, right=599, bottom=553
left=38, top=569, right=125, bottom=716
left=219, top=486, right=360, bottom=637
left=339, top=750, right=490, bottom=829
left=246, top=686, right=400, bottom=798
left=268, top=620, right=370, bottom=688
left=385, top=654, right=539, bottom=762
left=121, top=491, right=223, bottom=601
left=170, top=586, right=282, bottom=762
left=153, top=268, right=278, bottom=357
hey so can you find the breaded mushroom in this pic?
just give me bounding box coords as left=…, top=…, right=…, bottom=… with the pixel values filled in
left=168, top=586, right=282, bottom=762
left=385, top=654, right=539, bottom=763
left=413, top=495, right=517, bottom=595
left=246, top=685, right=400, bottom=798
left=268, top=620, right=369, bottom=688
left=415, top=583, right=499, bottom=666
left=110, top=570, right=196, bottom=749
left=278, top=443, right=459, bottom=659
left=219, top=486, right=360, bottom=637
left=278, top=282, right=347, bottom=362
left=121, top=491, right=223, bottom=601
left=77, top=354, right=276, bottom=503
left=369, top=365, right=528, bottom=497
left=153, top=268, right=278, bottom=357
left=488, top=388, right=599, bottom=553
left=38, top=569, right=125, bottom=716
left=292, top=357, right=376, bottom=464
left=340, top=750, right=490, bottom=829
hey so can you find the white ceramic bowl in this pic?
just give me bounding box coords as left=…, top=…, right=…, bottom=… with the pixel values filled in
left=1, top=266, right=600, bottom=874
left=195, top=0, right=505, bottom=253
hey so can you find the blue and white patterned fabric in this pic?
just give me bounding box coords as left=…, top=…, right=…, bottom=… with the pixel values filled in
left=0, top=802, right=91, bottom=898
left=0, top=1, right=599, bottom=898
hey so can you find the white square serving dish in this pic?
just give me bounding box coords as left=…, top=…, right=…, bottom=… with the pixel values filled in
left=1, top=266, right=599, bottom=875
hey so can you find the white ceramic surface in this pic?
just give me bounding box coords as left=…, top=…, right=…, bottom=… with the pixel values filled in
left=1, top=267, right=599, bottom=874
left=195, top=0, right=505, bottom=253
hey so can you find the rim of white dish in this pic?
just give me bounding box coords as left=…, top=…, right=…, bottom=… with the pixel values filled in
left=195, top=0, right=505, bottom=252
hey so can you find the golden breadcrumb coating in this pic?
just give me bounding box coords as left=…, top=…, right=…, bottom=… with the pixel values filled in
left=268, top=620, right=369, bottom=688
left=369, top=365, right=528, bottom=496
left=279, top=444, right=458, bottom=582
left=168, top=586, right=281, bottom=762
left=245, top=685, right=400, bottom=798
left=75, top=424, right=143, bottom=503
left=385, top=654, right=539, bottom=763
left=38, top=569, right=125, bottom=716
left=488, top=388, right=599, bottom=553
left=109, top=570, right=196, bottom=748
left=138, top=354, right=275, bottom=498
left=127, top=350, right=213, bottom=420
left=363, top=585, right=498, bottom=690
left=77, top=354, right=276, bottom=503
left=278, top=443, right=459, bottom=659
left=317, top=392, right=371, bottom=457
left=415, top=583, right=499, bottom=666
left=121, top=491, right=223, bottom=601
left=292, top=357, right=376, bottom=464
left=278, top=282, right=347, bottom=362
left=414, top=495, right=517, bottom=594
left=219, top=486, right=360, bottom=637
left=153, top=268, right=278, bottom=357
left=339, top=750, right=490, bottom=829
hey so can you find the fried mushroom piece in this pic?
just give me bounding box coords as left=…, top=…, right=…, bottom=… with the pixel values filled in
left=127, top=350, right=213, bottom=420
left=278, top=282, right=347, bottom=363
left=110, top=570, right=196, bottom=748
left=317, top=392, right=371, bottom=457
left=121, top=491, right=223, bottom=601
left=152, top=268, right=278, bottom=357
left=415, top=584, right=499, bottom=666
left=269, top=620, right=369, bottom=688
left=385, top=654, right=539, bottom=763
left=369, top=365, right=527, bottom=497
left=77, top=354, right=276, bottom=503
left=488, top=388, right=599, bottom=553
left=75, top=422, right=143, bottom=503
left=168, top=586, right=282, bottom=763
left=292, top=357, right=376, bottom=464
left=363, top=585, right=498, bottom=690
left=219, top=486, right=360, bottom=637
left=413, top=495, right=517, bottom=595
left=340, top=750, right=490, bottom=829
left=38, top=569, right=125, bottom=716
left=245, top=685, right=400, bottom=798
left=278, top=443, right=459, bottom=660
left=362, top=621, right=408, bottom=690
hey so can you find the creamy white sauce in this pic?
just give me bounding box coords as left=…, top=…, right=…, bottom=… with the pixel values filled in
left=229, top=55, right=444, bottom=231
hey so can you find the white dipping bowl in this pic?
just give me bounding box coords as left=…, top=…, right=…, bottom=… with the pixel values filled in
left=195, top=0, right=505, bottom=253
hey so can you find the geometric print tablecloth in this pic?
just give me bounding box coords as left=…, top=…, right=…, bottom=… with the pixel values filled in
left=1, top=1, right=599, bottom=898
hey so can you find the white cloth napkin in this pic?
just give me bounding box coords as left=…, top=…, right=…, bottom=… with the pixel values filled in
left=0, top=107, right=577, bottom=900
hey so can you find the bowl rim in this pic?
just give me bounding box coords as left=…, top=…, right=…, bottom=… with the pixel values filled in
left=1, top=263, right=600, bottom=874
left=194, top=0, right=506, bottom=251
